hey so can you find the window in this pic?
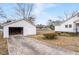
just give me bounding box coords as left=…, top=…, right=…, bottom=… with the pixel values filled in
left=65, top=25, right=68, bottom=28
left=69, top=24, right=72, bottom=28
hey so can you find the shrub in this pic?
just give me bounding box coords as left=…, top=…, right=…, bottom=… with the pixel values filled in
left=43, top=33, right=57, bottom=39
left=58, top=32, right=77, bottom=36
left=67, top=32, right=77, bottom=36
left=55, top=32, right=62, bottom=35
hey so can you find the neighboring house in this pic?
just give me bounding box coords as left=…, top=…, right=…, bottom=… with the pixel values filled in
left=55, top=12, right=79, bottom=33
left=2, top=19, right=36, bottom=38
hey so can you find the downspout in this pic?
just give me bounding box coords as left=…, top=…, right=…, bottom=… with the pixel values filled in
left=74, top=22, right=78, bottom=35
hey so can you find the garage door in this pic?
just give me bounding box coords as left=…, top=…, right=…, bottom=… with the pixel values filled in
left=9, top=27, right=23, bottom=35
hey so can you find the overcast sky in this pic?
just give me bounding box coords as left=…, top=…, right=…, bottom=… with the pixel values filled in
left=0, top=3, right=79, bottom=25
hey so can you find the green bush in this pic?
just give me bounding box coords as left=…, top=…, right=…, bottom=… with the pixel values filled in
left=43, top=33, right=57, bottom=39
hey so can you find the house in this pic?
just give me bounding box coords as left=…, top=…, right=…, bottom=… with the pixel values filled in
left=55, top=12, right=79, bottom=33
left=2, top=19, right=36, bottom=38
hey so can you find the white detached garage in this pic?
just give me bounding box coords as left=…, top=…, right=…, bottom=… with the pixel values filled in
left=2, top=19, right=36, bottom=38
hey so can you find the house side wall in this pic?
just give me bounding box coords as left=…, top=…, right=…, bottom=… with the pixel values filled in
left=3, top=20, right=36, bottom=38
left=55, top=16, right=79, bottom=32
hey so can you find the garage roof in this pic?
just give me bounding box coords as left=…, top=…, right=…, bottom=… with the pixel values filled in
left=2, top=19, right=35, bottom=26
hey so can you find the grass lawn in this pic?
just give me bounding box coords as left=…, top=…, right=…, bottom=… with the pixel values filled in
left=0, top=32, right=8, bottom=55
left=31, top=31, right=79, bottom=52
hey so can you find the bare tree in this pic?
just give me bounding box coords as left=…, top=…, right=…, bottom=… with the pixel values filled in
left=57, top=11, right=70, bottom=21
left=15, top=3, right=35, bottom=24
left=0, top=7, right=15, bottom=23
left=0, top=8, right=7, bottom=19
left=0, top=4, right=35, bottom=24
left=27, top=17, right=35, bottom=24
left=64, top=12, right=69, bottom=19
left=71, top=10, right=78, bottom=17
left=57, top=10, right=79, bottom=21
left=57, top=16, right=64, bottom=21
left=47, top=19, right=55, bottom=30
left=15, top=3, right=34, bottom=19
left=0, top=8, right=12, bottom=23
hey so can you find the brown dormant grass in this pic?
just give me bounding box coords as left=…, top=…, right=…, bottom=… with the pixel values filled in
left=0, top=32, right=8, bottom=55
left=32, top=31, right=79, bottom=52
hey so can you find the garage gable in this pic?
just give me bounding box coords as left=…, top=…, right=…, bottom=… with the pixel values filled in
left=2, top=19, right=35, bottom=28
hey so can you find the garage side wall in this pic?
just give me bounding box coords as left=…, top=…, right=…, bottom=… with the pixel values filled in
left=3, top=26, right=9, bottom=38
left=24, top=26, right=36, bottom=36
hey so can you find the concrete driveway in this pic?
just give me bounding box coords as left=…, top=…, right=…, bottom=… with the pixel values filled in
left=7, top=35, right=78, bottom=55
